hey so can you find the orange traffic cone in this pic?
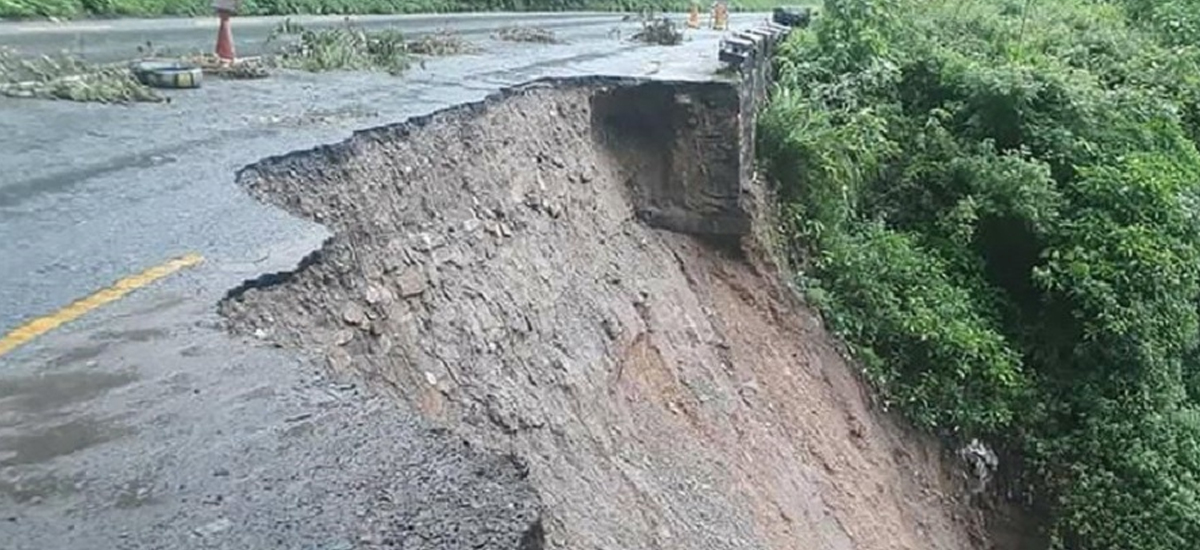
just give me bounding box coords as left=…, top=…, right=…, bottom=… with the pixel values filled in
left=215, top=10, right=235, bottom=63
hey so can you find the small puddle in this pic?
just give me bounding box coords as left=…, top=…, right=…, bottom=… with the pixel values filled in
left=0, top=471, right=80, bottom=504
left=0, top=369, right=138, bottom=420
left=45, top=343, right=108, bottom=368
left=90, top=327, right=169, bottom=343
left=0, top=417, right=130, bottom=467
left=113, top=475, right=158, bottom=509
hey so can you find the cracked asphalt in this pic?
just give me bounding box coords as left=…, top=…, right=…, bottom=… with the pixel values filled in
left=0, top=12, right=763, bottom=549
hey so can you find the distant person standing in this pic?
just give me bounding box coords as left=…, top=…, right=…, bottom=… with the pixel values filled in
left=710, top=1, right=728, bottom=30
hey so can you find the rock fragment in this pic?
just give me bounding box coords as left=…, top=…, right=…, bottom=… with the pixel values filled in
left=398, top=269, right=427, bottom=297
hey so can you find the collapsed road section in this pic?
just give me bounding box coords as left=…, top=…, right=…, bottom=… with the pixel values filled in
left=219, top=28, right=1001, bottom=550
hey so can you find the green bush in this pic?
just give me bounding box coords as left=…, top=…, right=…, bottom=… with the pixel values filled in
left=762, top=0, right=1200, bottom=548
left=807, top=222, right=1029, bottom=434
left=0, top=0, right=83, bottom=17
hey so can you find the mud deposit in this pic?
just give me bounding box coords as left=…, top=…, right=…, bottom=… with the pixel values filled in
left=222, top=77, right=998, bottom=549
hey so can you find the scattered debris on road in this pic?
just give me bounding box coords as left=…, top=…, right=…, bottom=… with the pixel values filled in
left=631, top=17, right=684, bottom=46
left=247, top=105, right=379, bottom=128
left=267, top=20, right=477, bottom=74
left=268, top=21, right=413, bottom=75
left=0, top=47, right=163, bottom=103
left=405, top=29, right=480, bottom=56
left=186, top=54, right=272, bottom=80
left=136, top=41, right=270, bottom=81
left=130, top=60, right=202, bottom=89
left=0, top=42, right=265, bottom=102
left=0, top=18, right=567, bottom=103
left=495, top=25, right=563, bottom=44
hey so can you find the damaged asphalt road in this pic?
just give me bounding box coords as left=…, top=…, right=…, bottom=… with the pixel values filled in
left=0, top=12, right=624, bottom=65
left=0, top=14, right=761, bottom=550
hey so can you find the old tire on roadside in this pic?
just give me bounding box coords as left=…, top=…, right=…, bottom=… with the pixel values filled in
left=131, top=61, right=203, bottom=89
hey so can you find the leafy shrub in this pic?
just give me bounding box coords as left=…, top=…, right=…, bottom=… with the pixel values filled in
left=0, top=0, right=82, bottom=16
left=808, top=223, right=1028, bottom=434
left=630, top=16, right=682, bottom=45
left=0, top=47, right=162, bottom=101
left=268, top=20, right=414, bottom=74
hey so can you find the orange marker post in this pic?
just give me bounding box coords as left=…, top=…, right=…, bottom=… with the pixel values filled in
left=213, top=0, right=243, bottom=64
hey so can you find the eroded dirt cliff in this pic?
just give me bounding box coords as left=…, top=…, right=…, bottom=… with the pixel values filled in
left=221, top=77, right=998, bottom=549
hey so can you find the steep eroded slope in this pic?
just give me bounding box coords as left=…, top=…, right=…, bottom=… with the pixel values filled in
left=221, top=78, right=996, bottom=549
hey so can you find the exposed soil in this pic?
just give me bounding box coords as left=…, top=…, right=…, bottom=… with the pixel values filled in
left=221, top=77, right=1009, bottom=549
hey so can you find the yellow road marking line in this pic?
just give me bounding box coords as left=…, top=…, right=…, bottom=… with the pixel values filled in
left=0, top=253, right=204, bottom=358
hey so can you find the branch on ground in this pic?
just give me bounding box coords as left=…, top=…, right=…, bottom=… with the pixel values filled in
left=631, top=17, right=684, bottom=46
left=0, top=48, right=162, bottom=102
left=406, top=29, right=480, bottom=56
left=494, top=25, right=563, bottom=44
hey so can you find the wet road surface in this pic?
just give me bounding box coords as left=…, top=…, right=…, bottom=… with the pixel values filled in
left=0, top=13, right=763, bottom=549
left=0, top=14, right=761, bottom=333
left=0, top=12, right=624, bottom=64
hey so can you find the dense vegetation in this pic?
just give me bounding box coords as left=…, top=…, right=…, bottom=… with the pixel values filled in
left=759, top=0, right=1200, bottom=548
left=0, top=0, right=772, bottom=18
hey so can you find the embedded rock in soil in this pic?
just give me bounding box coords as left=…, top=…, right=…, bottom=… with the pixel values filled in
left=222, top=77, right=998, bottom=549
